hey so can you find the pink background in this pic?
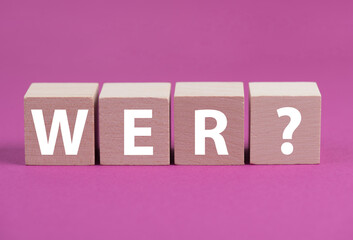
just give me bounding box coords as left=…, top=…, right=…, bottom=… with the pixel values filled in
left=0, top=0, right=352, bottom=239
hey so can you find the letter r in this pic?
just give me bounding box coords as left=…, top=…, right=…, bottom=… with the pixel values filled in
left=195, top=110, right=229, bottom=155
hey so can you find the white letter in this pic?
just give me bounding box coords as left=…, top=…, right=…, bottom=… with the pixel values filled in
left=124, top=109, right=153, bottom=155
left=31, top=109, right=88, bottom=155
left=195, top=110, right=228, bottom=155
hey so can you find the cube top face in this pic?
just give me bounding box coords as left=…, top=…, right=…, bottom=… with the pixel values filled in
left=99, top=83, right=171, bottom=165
left=174, top=82, right=244, bottom=165
left=175, top=82, right=244, bottom=97
left=99, top=82, right=171, bottom=100
left=249, top=82, right=321, bottom=165
left=24, top=83, right=99, bottom=165
left=249, top=82, right=321, bottom=97
left=24, top=83, right=99, bottom=98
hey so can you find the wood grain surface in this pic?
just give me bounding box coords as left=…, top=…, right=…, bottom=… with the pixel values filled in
left=24, top=83, right=99, bottom=165
left=174, top=82, right=244, bottom=165
left=249, top=82, right=321, bottom=164
left=99, top=83, right=171, bottom=165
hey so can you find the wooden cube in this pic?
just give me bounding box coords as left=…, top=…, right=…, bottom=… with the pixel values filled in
left=99, top=83, right=171, bottom=165
left=249, top=82, right=321, bottom=164
left=24, top=83, right=99, bottom=165
left=174, top=82, right=244, bottom=165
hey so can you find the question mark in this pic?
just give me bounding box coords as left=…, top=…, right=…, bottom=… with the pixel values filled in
left=277, top=107, right=302, bottom=155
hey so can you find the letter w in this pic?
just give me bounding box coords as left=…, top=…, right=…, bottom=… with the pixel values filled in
left=31, top=109, right=88, bottom=155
